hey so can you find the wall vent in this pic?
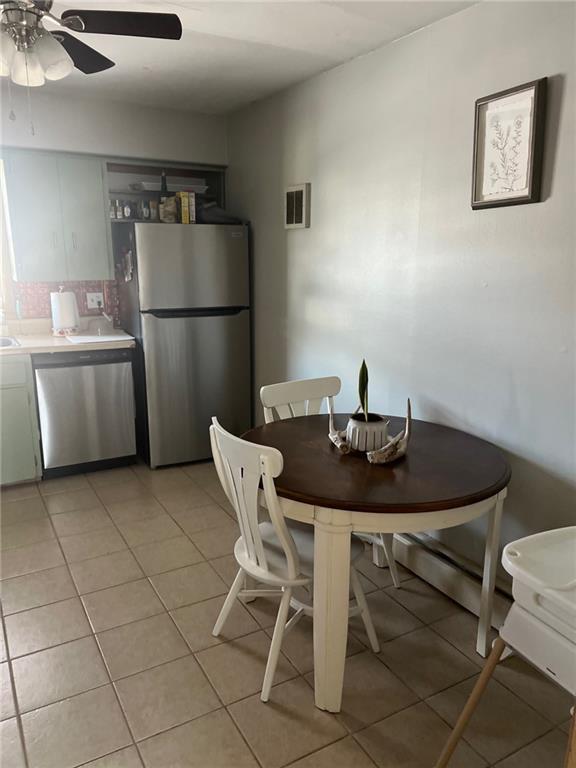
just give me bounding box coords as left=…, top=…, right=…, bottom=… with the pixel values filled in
left=285, top=183, right=310, bottom=229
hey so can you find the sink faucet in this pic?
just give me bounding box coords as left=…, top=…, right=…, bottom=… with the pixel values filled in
left=96, top=300, right=113, bottom=324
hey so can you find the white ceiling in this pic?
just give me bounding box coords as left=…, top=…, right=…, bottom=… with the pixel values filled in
left=43, top=1, right=475, bottom=114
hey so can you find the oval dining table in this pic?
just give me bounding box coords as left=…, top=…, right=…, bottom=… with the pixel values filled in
left=243, top=413, right=511, bottom=713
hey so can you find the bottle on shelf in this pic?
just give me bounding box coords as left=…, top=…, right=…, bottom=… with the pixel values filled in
left=115, top=199, right=123, bottom=220
left=159, top=170, right=168, bottom=222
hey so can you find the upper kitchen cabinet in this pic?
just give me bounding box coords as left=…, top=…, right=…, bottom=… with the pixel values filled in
left=58, top=156, right=112, bottom=280
left=3, top=151, right=67, bottom=282
left=2, top=149, right=112, bottom=282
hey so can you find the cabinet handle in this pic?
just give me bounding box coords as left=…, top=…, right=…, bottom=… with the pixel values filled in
left=51, top=231, right=57, bottom=249
left=72, top=232, right=78, bottom=250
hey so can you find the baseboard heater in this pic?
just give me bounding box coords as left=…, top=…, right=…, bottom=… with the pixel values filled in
left=377, top=533, right=512, bottom=629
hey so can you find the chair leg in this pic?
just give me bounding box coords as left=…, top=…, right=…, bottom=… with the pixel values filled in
left=241, top=574, right=258, bottom=603
left=212, top=568, right=244, bottom=637
left=372, top=537, right=387, bottom=568
left=380, top=534, right=401, bottom=588
left=565, top=706, right=575, bottom=768
left=435, top=636, right=506, bottom=768
left=261, top=587, right=292, bottom=702
left=350, top=566, right=380, bottom=653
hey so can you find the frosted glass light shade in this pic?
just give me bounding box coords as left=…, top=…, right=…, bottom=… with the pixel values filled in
left=11, top=50, right=45, bottom=87
left=0, top=30, right=15, bottom=77
left=35, top=32, right=73, bottom=81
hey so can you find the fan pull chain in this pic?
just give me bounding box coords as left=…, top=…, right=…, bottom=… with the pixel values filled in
left=23, top=56, right=36, bottom=136
left=6, top=76, right=16, bottom=122
left=25, top=82, right=35, bottom=137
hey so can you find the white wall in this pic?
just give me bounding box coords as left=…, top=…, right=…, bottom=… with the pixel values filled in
left=227, top=2, right=575, bottom=563
left=0, top=89, right=227, bottom=165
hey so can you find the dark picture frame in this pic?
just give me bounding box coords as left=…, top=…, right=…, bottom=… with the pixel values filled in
left=471, top=78, right=547, bottom=209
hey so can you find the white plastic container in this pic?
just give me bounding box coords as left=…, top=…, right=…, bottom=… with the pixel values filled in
left=501, top=526, right=576, bottom=694
left=502, top=526, right=576, bottom=639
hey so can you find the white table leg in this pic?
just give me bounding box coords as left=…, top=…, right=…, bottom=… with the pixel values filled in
left=477, top=489, right=506, bottom=656
left=313, top=517, right=351, bottom=712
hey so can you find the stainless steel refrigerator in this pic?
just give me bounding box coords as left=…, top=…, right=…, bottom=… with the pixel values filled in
left=115, top=223, right=251, bottom=468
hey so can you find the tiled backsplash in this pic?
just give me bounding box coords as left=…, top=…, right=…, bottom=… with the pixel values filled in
left=13, top=280, right=120, bottom=323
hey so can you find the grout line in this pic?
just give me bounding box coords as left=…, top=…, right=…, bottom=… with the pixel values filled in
left=4, top=469, right=562, bottom=768
left=50, top=508, right=144, bottom=762
left=284, top=735, right=379, bottom=768
left=75, top=745, right=144, bottom=768
left=6, top=565, right=249, bottom=661
left=426, top=618, right=489, bottom=669
left=31, top=494, right=140, bottom=762
left=15, top=671, right=112, bottom=718
left=91, top=613, right=191, bottom=684
left=381, top=578, right=462, bottom=625
left=488, top=726, right=565, bottom=766
left=117, top=468, right=264, bottom=768
left=477, top=657, right=572, bottom=728
left=418, top=698, right=518, bottom=766
left=2, top=487, right=50, bottom=768
left=347, top=734, right=381, bottom=768
left=0, top=611, right=31, bottom=768
left=150, top=589, right=266, bottom=767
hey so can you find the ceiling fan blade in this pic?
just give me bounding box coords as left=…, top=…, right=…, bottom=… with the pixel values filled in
left=61, top=10, right=182, bottom=40
left=51, top=31, right=115, bottom=74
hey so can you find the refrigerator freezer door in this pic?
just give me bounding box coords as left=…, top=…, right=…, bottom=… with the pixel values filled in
left=35, top=362, right=136, bottom=469
left=141, top=310, right=251, bottom=467
left=135, top=224, right=249, bottom=311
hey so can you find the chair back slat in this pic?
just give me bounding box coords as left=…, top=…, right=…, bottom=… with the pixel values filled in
left=273, top=403, right=295, bottom=422
left=306, top=397, right=324, bottom=415
left=260, top=376, right=341, bottom=424
left=233, top=464, right=268, bottom=568
left=290, top=400, right=307, bottom=417
left=210, top=418, right=300, bottom=579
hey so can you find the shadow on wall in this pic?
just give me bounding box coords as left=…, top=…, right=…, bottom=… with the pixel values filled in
left=541, top=73, right=565, bottom=201
left=418, top=395, right=575, bottom=573
left=229, top=100, right=290, bottom=424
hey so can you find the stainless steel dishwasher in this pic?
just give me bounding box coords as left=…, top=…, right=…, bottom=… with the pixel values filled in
left=32, top=348, right=136, bottom=476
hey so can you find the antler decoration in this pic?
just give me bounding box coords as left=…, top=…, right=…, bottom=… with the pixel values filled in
left=328, top=407, right=351, bottom=454
left=328, top=399, right=412, bottom=463
left=367, top=399, right=411, bottom=464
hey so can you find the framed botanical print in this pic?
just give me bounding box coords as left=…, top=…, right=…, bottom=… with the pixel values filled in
left=471, top=78, right=547, bottom=209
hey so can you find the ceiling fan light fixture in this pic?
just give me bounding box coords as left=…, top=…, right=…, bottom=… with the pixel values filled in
left=35, top=31, right=73, bottom=80
left=11, top=49, right=45, bottom=87
left=0, top=28, right=15, bottom=76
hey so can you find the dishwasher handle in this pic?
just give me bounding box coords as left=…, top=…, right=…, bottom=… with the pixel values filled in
left=32, top=348, right=133, bottom=369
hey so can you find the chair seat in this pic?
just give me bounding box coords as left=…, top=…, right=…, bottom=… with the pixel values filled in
left=235, top=519, right=365, bottom=583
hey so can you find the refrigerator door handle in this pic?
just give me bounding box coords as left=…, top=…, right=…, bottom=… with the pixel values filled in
left=144, top=307, right=248, bottom=319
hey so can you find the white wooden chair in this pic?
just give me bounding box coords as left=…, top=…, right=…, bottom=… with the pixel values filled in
left=210, top=417, right=380, bottom=702
left=260, top=375, right=341, bottom=423
left=260, top=376, right=401, bottom=588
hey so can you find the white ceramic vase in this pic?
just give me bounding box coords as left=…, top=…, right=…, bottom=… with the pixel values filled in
left=346, top=414, right=389, bottom=452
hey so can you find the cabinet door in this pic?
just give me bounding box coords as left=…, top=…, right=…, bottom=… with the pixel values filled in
left=0, top=387, right=39, bottom=484
left=3, top=151, right=68, bottom=281
left=58, top=156, right=112, bottom=280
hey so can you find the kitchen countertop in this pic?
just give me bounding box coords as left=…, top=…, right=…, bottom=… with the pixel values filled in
left=0, top=332, right=135, bottom=356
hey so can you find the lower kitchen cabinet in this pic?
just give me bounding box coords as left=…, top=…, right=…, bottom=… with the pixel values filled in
left=0, top=355, right=41, bottom=485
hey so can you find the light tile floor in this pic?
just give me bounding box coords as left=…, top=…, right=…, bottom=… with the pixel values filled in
left=0, top=463, right=572, bottom=768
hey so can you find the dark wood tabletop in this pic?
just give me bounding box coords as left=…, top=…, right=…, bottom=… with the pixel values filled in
left=243, top=414, right=511, bottom=514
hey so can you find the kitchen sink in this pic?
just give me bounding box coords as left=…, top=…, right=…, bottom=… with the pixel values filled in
left=0, top=336, right=20, bottom=347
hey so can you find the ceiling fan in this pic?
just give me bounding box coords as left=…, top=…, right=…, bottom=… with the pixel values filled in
left=0, top=1, right=182, bottom=86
